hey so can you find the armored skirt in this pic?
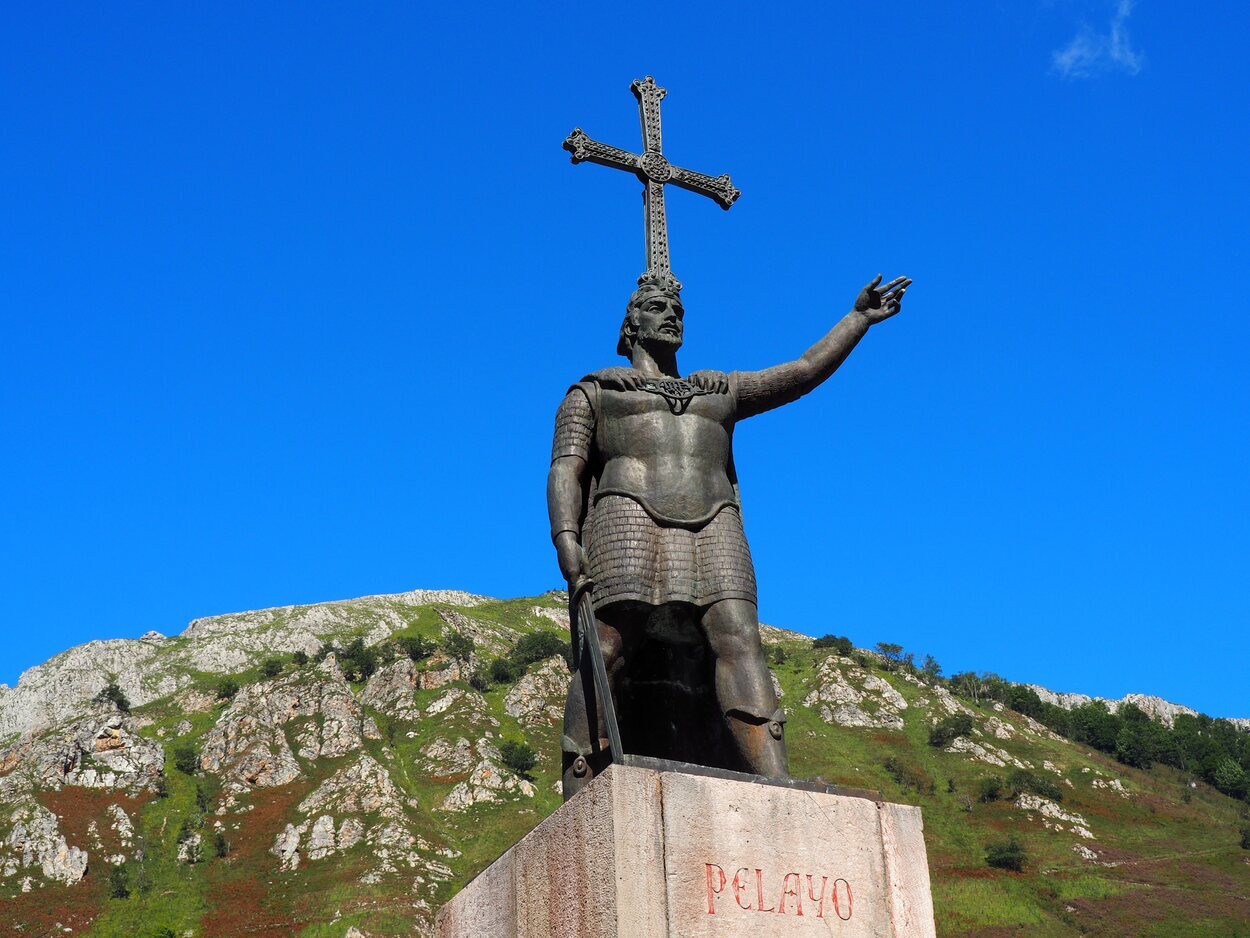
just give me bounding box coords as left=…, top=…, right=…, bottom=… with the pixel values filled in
left=584, top=494, right=757, bottom=609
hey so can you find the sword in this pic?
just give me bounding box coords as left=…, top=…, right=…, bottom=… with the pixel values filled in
left=570, top=576, right=624, bottom=765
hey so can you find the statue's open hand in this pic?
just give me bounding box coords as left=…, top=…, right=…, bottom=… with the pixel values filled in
left=854, top=274, right=911, bottom=324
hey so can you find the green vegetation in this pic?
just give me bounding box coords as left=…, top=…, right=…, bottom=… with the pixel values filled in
left=500, top=740, right=537, bottom=779
left=108, top=866, right=130, bottom=899
left=215, top=678, right=239, bottom=701
left=440, top=631, right=475, bottom=666
left=978, top=775, right=1004, bottom=803
left=985, top=835, right=1027, bottom=872
left=172, top=743, right=198, bottom=776
left=1007, top=767, right=1064, bottom=802
left=292, top=649, right=309, bottom=666
left=94, top=681, right=131, bottom=713
left=811, top=634, right=853, bottom=655
left=260, top=658, right=284, bottom=678
left=396, top=635, right=436, bottom=661
left=928, top=713, right=973, bottom=748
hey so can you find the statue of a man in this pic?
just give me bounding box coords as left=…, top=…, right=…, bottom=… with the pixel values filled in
left=548, top=273, right=910, bottom=798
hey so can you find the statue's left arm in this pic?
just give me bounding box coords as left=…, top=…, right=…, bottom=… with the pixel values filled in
left=731, top=275, right=910, bottom=419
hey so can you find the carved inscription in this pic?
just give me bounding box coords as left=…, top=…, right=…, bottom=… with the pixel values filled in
left=704, top=863, right=853, bottom=920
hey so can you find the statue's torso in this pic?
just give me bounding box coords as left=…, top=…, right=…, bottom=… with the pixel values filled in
left=593, top=380, right=737, bottom=526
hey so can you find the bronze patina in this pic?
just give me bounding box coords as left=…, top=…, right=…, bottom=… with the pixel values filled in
left=551, top=77, right=909, bottom=799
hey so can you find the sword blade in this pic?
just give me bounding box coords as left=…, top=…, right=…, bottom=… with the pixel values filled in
left=577, top=589, right=624, bottom=765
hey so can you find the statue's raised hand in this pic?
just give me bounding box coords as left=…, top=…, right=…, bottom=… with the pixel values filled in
left=854, top=274, right=911, bottom=324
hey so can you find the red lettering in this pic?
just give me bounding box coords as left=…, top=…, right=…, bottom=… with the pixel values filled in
left=705, top=863, right=726, bottom=914
left=778, top=872, right=803, bottom=915
left=731, top=868, right=752, bottom=910
left=831, top=878, right=853, bottom=921
left=754, top=869, right=776, bottom=913
left=805, top=874, right=828, bottom=918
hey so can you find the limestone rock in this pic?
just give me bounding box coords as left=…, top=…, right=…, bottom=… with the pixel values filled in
left=0, top=708, right=164, bottom=794
left=802, top=656, right=907, bottom=729
left=1016, top=793, right=1094, bottom=839
left=945, top=735, right=1028, bottom=769
left=359, top=658, right=421, bottom=721
left=3, top=803, right=88, bottom=885
left=503, top=657, right=567, bottom=724
left=201, top=661, right=379, bottom=791
left=441, top=741, right=536, bottom=811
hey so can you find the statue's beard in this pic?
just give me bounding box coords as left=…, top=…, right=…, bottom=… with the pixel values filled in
left=637, top=326, right=682, bottom=353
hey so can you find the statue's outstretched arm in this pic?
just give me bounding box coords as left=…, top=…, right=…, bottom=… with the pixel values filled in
left=733, top=275, right=909, bottom=419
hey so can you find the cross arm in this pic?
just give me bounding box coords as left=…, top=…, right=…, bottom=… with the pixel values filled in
left=667, top=165, right=740, bottom=210
left=563, top=129, right=641, bottom=174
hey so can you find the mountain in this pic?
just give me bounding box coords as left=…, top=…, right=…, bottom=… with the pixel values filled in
left=2, top=590, right=1248, bottom=937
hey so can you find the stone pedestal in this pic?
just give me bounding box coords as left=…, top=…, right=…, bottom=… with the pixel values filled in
left=435, top=763, right=935, bottom=937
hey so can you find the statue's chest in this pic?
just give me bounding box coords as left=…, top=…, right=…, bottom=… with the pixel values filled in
left=598, top=382, right=734, bottom=455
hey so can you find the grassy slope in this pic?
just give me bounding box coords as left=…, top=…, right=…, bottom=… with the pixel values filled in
left=4, top=593, right=1245, bottom=937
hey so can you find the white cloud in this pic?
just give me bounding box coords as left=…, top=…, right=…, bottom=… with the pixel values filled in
left=1051, top=0, right=1144, bottom=79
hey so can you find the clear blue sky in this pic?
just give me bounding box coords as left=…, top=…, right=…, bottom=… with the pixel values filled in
left=2, top=3, right=1247, bottom=717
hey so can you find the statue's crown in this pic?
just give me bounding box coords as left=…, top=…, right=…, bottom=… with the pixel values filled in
left=636, top=269, right=682, bottom=295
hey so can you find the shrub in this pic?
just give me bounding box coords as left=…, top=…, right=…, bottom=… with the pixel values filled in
left=875, top=642, right=904, bottom=669
left=396, top=635, right=436, bottom=662
left=513, top=631, right=568, bottom=668
left=883, top=756, right=934, bottom=795
left=489, top=657, right=524, bottom=685
left=291, top=650, right=309, bottom=666
left=985, top=836, right=1026, bottom=872
left=1240, top=826, right=1250, bottom=850
left=260, top=658, right=283, bottom=679
left=442, top=631, right=475, bottom=666
left=946, top=778, right=957, bottom=794
left=467, top=670, right=491, bottom=692
left=812, top=634, right=854, bottom=656
left=172, top=744, right=199, bottom=776
left=928, top=714, right=974, bottom=748
left=152, top=776, right=168, bottom=799
left=213, top=831, right=229, bottom=858
left=338, top=638, right=379, bottom=682
left=154, top=928, right=177, bottom=938
left=315, top=642, right=337, bottom=663
left=771, top=646, right=787, bottom=665
left=108, top=865, right=130, bottom=899
left=978, top=776, right=1004, bottom=803
left=500, top=740, right=537, bottom=778
left=215, top=678, right=239, bottom=701
left=94, top=682, right=131, bottom=714
left=1007, top=768, right=1063, bottom=802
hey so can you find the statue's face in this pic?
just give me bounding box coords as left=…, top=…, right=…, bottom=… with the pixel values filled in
left=632, top=290, right=684, bottom=351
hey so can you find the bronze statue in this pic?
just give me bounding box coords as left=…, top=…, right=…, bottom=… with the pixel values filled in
left=551, top=77, right=909, bottom=798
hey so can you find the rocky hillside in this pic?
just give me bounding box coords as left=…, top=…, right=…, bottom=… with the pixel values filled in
left=1, top=590, right=1248, bottom=937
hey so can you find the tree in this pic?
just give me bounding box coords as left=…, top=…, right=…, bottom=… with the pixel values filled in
left=442, top=631, right=475, bottom=666
left=172, top=743, right=199, bottom=776
left=500, top=740, right=537, bottom=778
left=315, top=642, right=337, bottom=663
left=771, top=646, right=788, bottom=665
left=875, top=642, right=904, bottom=669
left=978, top=776, right=1004, bottom=803
left=396, top=636, right=435, bottom=662
left=213, top=831, right=229, bottom=858
left=260, top=658, right=283, bottom=679
left=812, top=634, right=854, bottom=656
left=928, top=714, right=973, bottom=748
left=985, top=836, right=1026, bottom=872
left=108, top=865, right=130, bottom=899
left=1214, top=758, right=1248, bottom=798
left=512, top=631, right=569, bottom=668
left=338, top=638, right=379, bottom=682
left=291, top=650, right=309, bottom=666
left=489, top=657, right=524, bottom=684
left=921, top=655, right=942, bottom=680
left=1240, top=826, right=1250, bottom=850
left=94, top=682, right=131, bottom=714
left=467, top=670, right=491, bottom=692
left=215, top=678, right=239, bottom=701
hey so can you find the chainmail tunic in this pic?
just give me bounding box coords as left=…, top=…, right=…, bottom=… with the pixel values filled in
left=552, top=378, right=773, bottom=609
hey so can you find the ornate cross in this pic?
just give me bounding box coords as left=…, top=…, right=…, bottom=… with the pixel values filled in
left=563, top=76, right=740, bottom=293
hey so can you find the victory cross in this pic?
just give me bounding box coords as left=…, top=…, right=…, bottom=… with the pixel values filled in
left=551, top=76, right=910, bottom=799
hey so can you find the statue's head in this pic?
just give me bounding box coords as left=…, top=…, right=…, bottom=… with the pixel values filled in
left=617, top=279, right=684, bottom=359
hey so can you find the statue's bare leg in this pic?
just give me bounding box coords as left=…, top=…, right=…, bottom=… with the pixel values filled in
left=700, top=598, right=788, bottom=778
left=561, top=608, right=639, bottom=800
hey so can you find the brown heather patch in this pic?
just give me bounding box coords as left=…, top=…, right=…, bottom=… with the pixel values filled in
left=0, top=876, right=103, bottom=935
left=37, top=787, right=151, bottom=856
left=1067, top=883, right=1250, bottom=936
left=199, top=777, right=316, bottom=937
